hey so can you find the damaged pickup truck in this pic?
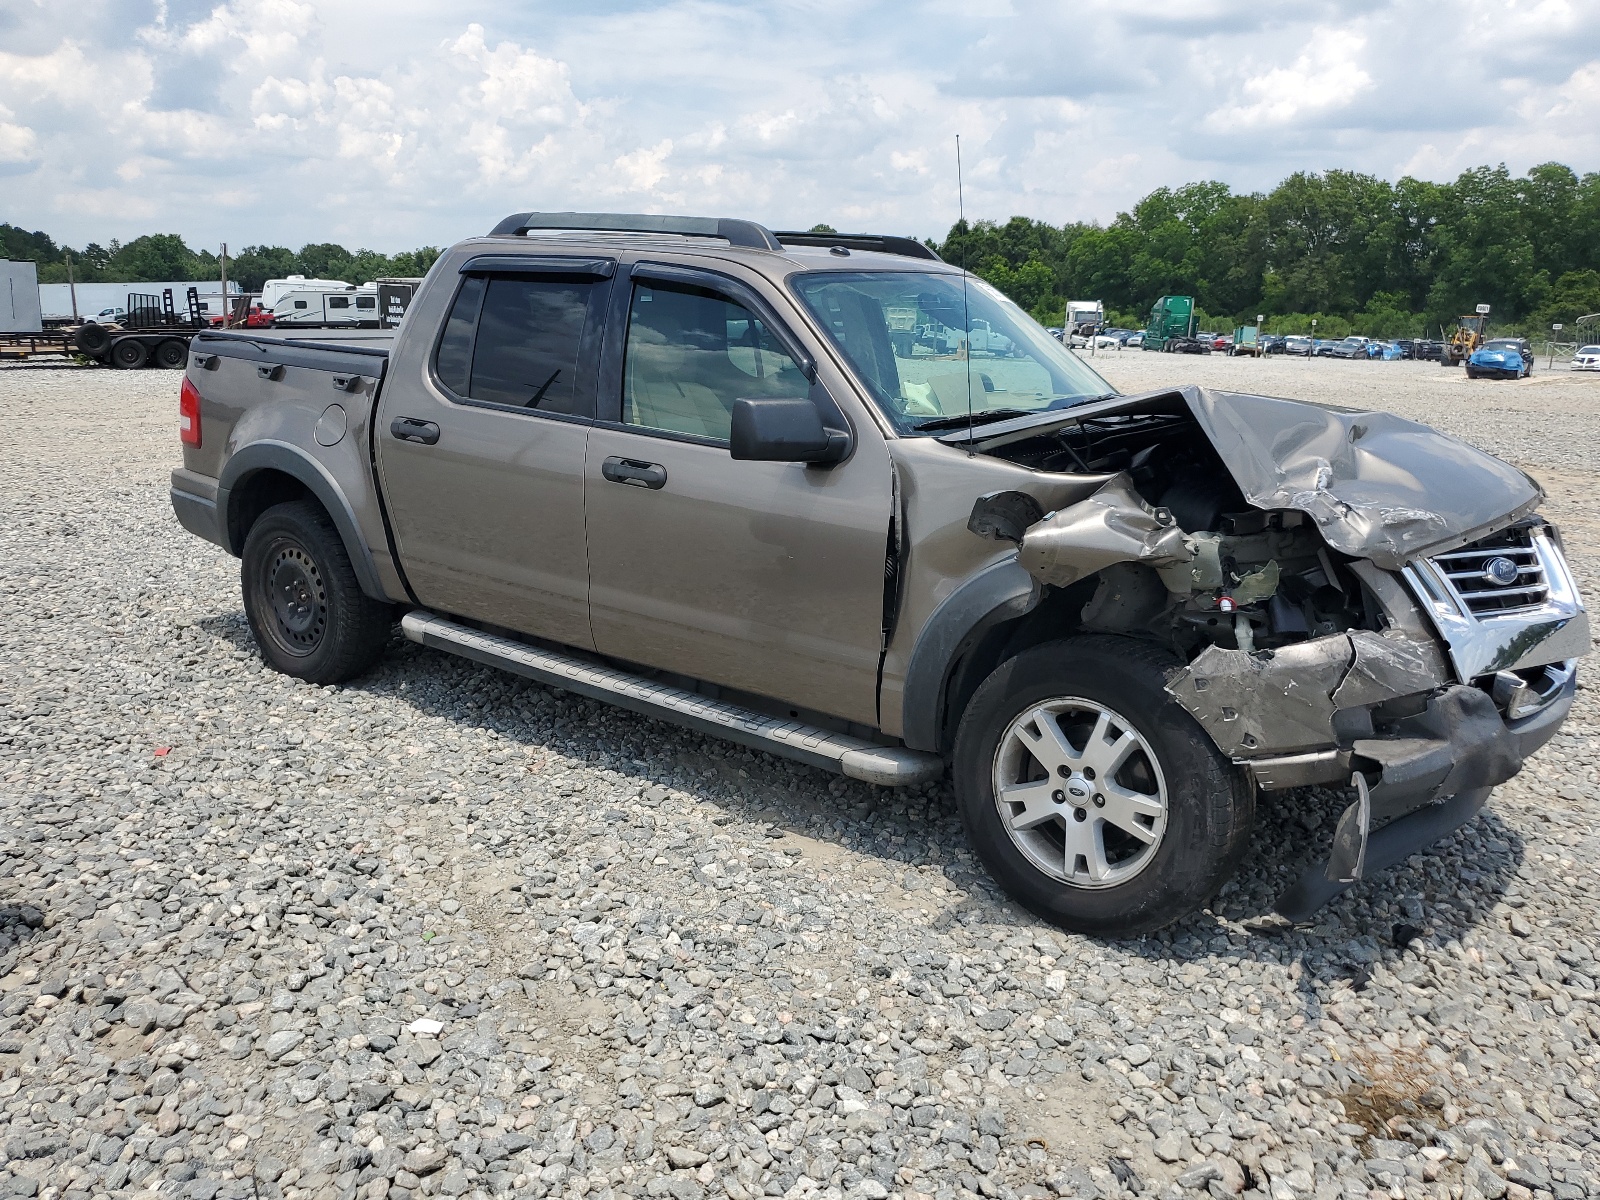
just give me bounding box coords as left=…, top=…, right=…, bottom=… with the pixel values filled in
left=169, top=212, right=1588, bottom=935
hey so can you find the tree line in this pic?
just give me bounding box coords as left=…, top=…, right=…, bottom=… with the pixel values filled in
left=0, top=227, right=441, bottom=292
left=5, top=160, right=1597, bottom=338
left=933, top=162, right=1600, bottom=338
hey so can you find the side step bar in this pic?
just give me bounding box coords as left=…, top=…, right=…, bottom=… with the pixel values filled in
left=400, top=611, right=945, bottom=787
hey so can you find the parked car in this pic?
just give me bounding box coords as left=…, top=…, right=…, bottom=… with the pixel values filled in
left=1260, top=335, right=1287, bottom=356
left=1283, top=335, right=1313, bottom=356
left=1467, top=338, right=1533, bottom=380
left=1122, top=330, right=1144, bottom=348
left=1574, top=345, right=1600, bottom=372
left=209, top=305, right=274, bottom=329
left=170, top=210, right=1587, bottom=935
left=1413, top=340, right=1445, bottom=361
left=1332, top=336, right=1372, bottom=359
left=1312, top=339, right=1338, bottom=357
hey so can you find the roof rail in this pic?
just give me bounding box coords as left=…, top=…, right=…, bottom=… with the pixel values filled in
left=771, top=231, right=942, bottom=262
left=489, top=212, right=782, bottom=251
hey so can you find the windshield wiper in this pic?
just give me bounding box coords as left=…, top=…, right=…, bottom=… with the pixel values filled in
left=912, top=408, right=1032, bottom=432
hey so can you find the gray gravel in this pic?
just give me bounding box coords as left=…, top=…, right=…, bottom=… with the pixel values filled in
left=0, top=357, right=1597, bottom=1200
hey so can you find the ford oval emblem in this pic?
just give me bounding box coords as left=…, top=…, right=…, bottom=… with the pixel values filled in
left=1482, top=556, right=1520, bottom=587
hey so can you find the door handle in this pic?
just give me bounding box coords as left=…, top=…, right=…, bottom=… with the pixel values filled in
left=601, top=456, right=667, bottom=489
left=390, top=417, right=440, bottom=445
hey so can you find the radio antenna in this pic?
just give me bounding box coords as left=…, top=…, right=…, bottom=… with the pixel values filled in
left=957, top=135, right=974, bottom=449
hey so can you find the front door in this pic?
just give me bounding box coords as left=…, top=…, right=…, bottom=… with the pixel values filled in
left=584, top=267, right=891, bottom=726
left=376, top=264, right=610, bottom=649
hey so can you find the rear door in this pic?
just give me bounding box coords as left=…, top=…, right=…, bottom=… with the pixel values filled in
left=582, top=262, right=892, bottom=725
left=375, top=258, right=613, bottom=649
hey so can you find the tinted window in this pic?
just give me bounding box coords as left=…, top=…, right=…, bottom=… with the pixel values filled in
left=329, top=296, right=350, bottom=309
left=435, top=275, right=484, bottom=396
left=294, top=300, right=307, bottom=309
left=356, top=296, right=376, bottom=310
left=470, top=278, right=593, bottom=414
left=622, top=282, right=804, bottom=441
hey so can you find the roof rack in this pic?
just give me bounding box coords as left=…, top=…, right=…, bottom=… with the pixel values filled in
left=488, top=212, right=782, bottom=251
left=487, top=213, right=944, bottom=262
left=771, top=232, right=942, bottom=262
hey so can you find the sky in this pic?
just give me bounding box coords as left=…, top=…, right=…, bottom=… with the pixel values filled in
left=1, top=0, right=1598, bottom=253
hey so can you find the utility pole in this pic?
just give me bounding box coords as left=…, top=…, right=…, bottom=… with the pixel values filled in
left=219, top=243, right=229, bottom=329
left=66, top=251, right=78, bottom=322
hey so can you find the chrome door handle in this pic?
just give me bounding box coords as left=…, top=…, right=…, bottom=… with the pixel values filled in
left=601, top=457, right=667, bottom=489
left=390, top=417, right=440, bottom=445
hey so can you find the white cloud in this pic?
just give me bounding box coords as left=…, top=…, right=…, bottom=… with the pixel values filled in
left=0, top=0, right=1595, bottom=249
left=1210, top=30, right=1374, bottom=128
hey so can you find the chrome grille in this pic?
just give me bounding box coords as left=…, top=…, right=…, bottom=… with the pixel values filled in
left=1428, top=526, right=1549, bottom=615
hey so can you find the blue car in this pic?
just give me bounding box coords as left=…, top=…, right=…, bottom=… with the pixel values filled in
left=1467, top=338, right=1533, bottom=380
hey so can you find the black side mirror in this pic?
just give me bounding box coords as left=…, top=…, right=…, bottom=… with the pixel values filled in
left=730, top=397, right=849, bottom=464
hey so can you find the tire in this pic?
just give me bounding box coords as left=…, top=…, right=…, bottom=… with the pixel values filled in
left=110, top=338, right=148, bottom=369
left=155, top=339, right=187, bottom=369
left=240, top=500, right=394, bottom=685
left=1465, top=368, right=1477, bottom=379
left=74, top=324, right=111, bottom=356
left=953, top=636, right=1254, bottom=935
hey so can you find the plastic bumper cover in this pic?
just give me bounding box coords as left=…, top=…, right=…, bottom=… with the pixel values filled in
left=170, top=468, right=225, bottom=549
left=1273, top=662, right=1575, bottom=921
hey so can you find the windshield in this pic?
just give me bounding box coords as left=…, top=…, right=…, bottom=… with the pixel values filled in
left=1483, top=340, right=1519, bottom=351
left=790, top=271, right=1115, bottom=434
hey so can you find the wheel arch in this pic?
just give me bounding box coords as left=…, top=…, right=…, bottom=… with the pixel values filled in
left=218, top=441, right=387, bottom=601
left=900, top=559, right=1100, bottom=755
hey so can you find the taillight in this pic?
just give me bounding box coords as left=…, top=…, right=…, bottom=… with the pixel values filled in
left=179, top=376, right=202, bottom=447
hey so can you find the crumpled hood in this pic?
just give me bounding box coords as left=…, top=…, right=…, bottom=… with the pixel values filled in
left=1180, top=386, right=1542, bottom=569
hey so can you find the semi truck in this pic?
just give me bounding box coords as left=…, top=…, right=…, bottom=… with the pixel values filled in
left=1142, top=295, right=1201, bottom=352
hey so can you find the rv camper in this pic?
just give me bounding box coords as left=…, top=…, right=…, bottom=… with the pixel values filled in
left=269, top=283, right=380, bottom=328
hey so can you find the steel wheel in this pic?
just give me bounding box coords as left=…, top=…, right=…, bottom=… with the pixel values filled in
left=261, top=539, right=328, bottom=657
left=991, top=697, right=1168, bottom=888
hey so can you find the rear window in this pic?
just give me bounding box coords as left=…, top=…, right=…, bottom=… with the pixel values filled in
left=433, top=274, right=597, bottom=416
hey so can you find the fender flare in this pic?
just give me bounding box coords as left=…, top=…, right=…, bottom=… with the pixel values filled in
left=217, top=440, right=387, bottom=601
left=900, top=558, right=1042, bottom=753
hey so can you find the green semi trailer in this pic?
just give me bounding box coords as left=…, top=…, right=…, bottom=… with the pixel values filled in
left=1143, top=295, right=1199, bottom=352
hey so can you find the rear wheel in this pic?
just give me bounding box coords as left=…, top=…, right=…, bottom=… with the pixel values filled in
left=953, top=636, right=1253, bottom=935
left=111, top=338, right=148, bottom=369
left=155, top=339, right=187, bottom=369
left=241, top=500, right=393, bottom=684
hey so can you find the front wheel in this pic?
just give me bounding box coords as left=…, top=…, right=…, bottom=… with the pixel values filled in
left=953, top=637, right=1253, bottom=935
left=241, top=500, right=394, bottom=684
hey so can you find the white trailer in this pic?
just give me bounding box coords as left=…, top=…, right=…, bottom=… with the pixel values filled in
left=39, top=280, right=241, bottom=323
left=1, top=260, right=43, bottom=334
left=259, top=275, right=354, bottom=311
left=269, top=283, right=379, bottom=328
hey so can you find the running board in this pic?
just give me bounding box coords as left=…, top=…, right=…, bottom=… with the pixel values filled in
left=400, top=611, right=945, bottom=787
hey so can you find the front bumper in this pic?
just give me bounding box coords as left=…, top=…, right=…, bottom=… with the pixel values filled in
left=1273, top=662, right=1574, bottom=920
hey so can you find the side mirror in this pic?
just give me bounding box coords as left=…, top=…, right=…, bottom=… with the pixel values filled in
left=730, top=397, right=849, bottom=464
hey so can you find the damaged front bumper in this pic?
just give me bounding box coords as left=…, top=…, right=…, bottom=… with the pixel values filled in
left=1165, top=530, right=1587, bottom=920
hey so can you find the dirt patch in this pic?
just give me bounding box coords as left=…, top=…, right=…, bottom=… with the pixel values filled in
left=1334, top=1043, right=1440, bottom=1137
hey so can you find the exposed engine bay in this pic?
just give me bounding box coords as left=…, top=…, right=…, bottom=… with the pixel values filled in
left=968, top=410, right=1381, bottom=659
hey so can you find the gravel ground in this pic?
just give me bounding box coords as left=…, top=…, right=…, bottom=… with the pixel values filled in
left=0, top=357, right=1597, bottom=1200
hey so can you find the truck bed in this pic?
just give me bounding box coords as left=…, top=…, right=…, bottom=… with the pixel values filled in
left=174, top=328, right=405, bottom=600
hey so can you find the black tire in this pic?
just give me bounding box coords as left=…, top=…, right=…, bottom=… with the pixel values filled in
left=155, top=339, right=187, bottom=369
left=111, top=338, right=149, bottom=368
left=74, top=324, right=112, bottom=356
left=240, top=500, right=393, bottom=685
left=953, top=636, right=1254, bottom=936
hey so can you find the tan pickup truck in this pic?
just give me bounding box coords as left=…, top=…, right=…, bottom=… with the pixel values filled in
left=170, top=212, right=1587, bottom=934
